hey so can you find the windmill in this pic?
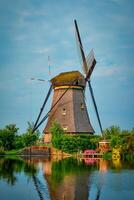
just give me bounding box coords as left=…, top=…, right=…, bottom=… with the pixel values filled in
left=32, top=20, right=103, bottom=143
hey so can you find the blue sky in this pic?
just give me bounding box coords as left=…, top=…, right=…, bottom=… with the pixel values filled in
left=0, top=0, right=134, bottom=134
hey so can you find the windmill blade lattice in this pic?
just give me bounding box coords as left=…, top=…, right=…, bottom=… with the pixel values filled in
left=74, top=19, right=103, bottom=134
left=74, top=20, right=88, bottom=75
left=86, top=49, right=95, bottom=70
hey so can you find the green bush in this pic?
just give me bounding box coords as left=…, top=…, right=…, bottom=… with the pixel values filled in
left=61, top=135, right=78, bottom=153
left=0, top=124, right=19, bottom=150
left=51, top=122, right=64, bottom=150
left=103, top=152, right=112, bottom=160
left=50, top=122, right=100, bottom=153
left=0, top=122, right=40, bottom=151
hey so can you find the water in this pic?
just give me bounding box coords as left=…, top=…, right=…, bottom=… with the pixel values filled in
left=0, top=156, right=134, bottom=200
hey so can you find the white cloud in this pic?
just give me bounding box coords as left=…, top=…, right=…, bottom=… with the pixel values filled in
left=61, top=40, right=72, bottom=47
left=94, top=66, right=121, bottom=77
left=19, top=9, right=47, bottom=17
left=33, top=46, right=55, bottom=54
left=93, top=64, right=134, bottom=79
left=62, top=59, right=77, bottom=67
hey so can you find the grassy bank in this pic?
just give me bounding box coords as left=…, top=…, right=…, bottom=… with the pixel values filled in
left=0, top=149, right=22, bottom=155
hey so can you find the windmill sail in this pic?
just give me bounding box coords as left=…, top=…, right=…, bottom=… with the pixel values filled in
left=74, top=19, right=88, bottom=75
left=74, top=19, right=103, bottom=134
left=86, top=49, right=95, bottom=69
left=85, top=49, right=96, bottom=81
left=74, top=20, right=96, bottom=79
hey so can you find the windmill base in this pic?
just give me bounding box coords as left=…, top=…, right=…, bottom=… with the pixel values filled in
left=44, top=133, right=52, bottom=143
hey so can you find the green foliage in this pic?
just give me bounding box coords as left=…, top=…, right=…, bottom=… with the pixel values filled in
left=15, top=135, right=25, bottom=149
left=23, top=133, right=38, bottom=147
left=5, top=149, right=20, bottom=155
left=110, top=135, right=123, bottom=149
left=51, top=122, right=64, bottom=150
left=103, top=125, right=121, bottom=139
left=123, top=132, right=134, bottom=154
left=50, top=122, right=100, bottom=153
left=23, top=122, right=40, bottom=147
left=51, top=121, right=65, bottom=137
left=0, top=124, right=19, bottom=150
left=0, top=121, right=134, bottom=157
left=61, top=134, right=101, bottom=153
left=103, top=126, right=134, bottom=156
left=0, top=122, right=40, bottom=151
left=125, top=153, right=134, bottom=161
left=103, top=152, right=112, bottom=160
left=61, top=135, right=78, bottom=153
left=50, top=122, right=134, bottom=156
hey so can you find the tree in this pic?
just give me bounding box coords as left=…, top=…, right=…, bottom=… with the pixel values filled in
left=90, top=135, right=101, bottom=150
left=50, top=122, right=64, bottom=150
left=110, top=135, right=123, bottom=149
left=15, top=135, right=25, bottom=149
left=23, top=122, right=40, bottom=147
left=103, top=126, right=121, bottom=139
left=124, top=132, right=134, bottom=154
left=0, top=124, right=19, bottom=150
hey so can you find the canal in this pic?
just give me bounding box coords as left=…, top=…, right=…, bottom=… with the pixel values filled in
left=0, top=156, right=134, bottom=200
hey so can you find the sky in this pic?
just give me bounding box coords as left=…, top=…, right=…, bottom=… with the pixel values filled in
left=0, top=0, right=134, bottom=134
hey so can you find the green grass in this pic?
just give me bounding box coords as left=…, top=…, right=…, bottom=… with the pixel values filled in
left=4, top=149, right=20, bottom=155
left=0, top=149, right=19, bottom=155
left=1, top=144, right=51, bottom=156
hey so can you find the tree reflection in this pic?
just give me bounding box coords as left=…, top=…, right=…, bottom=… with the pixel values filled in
left=0, top=157, right=37, bottom=185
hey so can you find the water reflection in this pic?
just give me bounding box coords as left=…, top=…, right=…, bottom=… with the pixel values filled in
left=44, top=157, right=97, bottom=200
left=0, top=157, right=50, bottom=200
left=0, top=156, right=134, bottom=200
left=0, top=157, right=37, bottom=185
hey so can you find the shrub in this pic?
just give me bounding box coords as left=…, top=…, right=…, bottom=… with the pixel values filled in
left=51, top=122, right=65, bottom=150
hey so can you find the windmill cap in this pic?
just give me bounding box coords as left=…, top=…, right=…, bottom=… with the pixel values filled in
left=51, top=70, right=86, bottom=88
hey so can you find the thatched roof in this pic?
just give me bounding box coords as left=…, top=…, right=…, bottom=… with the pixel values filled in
left=51, top=71, right=85, bottom=87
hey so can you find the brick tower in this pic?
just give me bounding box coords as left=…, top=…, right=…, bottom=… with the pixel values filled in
left=44, top=71, right=94, bottom=143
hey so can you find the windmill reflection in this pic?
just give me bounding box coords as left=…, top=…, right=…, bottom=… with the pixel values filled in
left=43, top=157, right=98, bottom=200
left=24, top=157, right=125, bottom=200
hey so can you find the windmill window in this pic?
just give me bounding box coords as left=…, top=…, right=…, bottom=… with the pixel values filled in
left=63, top=126, right=68, bottom=131
left=75, top=80, right=79, bottom=85
left=81, top=103, right=84, bottom=110
left=62, top=108, right=66, bottom=115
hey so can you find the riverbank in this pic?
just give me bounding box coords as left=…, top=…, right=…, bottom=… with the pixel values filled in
left=1, top=148, right=134, bottom=161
